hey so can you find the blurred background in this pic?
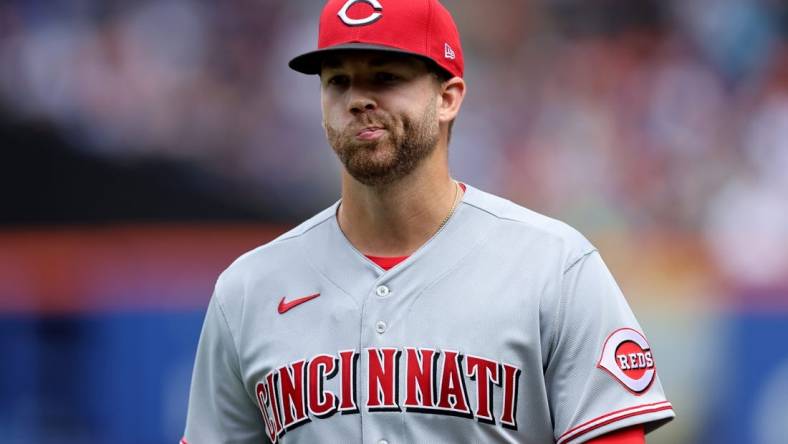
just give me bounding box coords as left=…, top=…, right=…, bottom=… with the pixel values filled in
left=1, top=0, right=787, bottom=442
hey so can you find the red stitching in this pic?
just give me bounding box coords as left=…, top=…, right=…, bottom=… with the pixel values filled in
left=557, top=401, right=672, bottom=440
left=557, top=405, right=674, bottom=444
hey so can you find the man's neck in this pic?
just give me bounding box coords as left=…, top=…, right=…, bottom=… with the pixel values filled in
left=336, top=156, right=461, bottom=257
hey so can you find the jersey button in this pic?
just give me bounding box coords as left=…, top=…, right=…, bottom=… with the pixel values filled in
left=375, top=321, right=387, bottom=334
left=378, top=440, right=389, bottom=444
left=375, top=285, right=390, bottom=297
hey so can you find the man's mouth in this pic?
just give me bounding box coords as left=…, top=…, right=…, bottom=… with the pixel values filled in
left=356, top=126, right=385, bottom=141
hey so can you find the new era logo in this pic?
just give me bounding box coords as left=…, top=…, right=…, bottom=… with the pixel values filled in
left=444, top=43, right=456, bottom=60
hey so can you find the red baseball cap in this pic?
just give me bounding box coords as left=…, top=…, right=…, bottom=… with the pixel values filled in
left=289, top=0, right=464, bottom=78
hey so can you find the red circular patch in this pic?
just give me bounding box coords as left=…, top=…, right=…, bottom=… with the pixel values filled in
left=615, top=341, right=650, bottom=380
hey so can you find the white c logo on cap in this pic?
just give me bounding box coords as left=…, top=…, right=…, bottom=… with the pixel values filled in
left=338, top=0, right=383, bottom=27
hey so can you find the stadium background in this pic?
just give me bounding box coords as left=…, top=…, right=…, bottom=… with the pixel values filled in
left=1, top=0, right=787, bottom=443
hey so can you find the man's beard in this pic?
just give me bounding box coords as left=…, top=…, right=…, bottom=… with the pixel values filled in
left=324, top=101, right=439, bottom=186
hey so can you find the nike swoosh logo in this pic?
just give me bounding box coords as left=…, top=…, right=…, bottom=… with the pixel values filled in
left=278, top=293, right=320, bottom=314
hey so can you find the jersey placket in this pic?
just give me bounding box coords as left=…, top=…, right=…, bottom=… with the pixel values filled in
left=351, top=206, right=494, bottom=443
left=306, top=192, right=495, bottom=443
left=358, top=269, right=402, bottom=444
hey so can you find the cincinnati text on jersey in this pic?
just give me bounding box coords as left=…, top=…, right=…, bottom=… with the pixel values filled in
left=254, top=347, right=522, bottom=442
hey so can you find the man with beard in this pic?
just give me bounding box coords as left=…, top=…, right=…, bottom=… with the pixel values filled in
left=181, top=1, right=674, bottom=443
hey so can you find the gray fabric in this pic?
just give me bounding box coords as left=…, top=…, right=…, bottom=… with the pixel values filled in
left=183, top=184, right=674, bottom=443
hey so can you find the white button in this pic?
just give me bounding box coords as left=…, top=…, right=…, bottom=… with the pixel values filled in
left=375, top=321, right=387, bottom=334
left=378, top=440, right=388, bottom=444
left=375, top=285, right=390, bottom=297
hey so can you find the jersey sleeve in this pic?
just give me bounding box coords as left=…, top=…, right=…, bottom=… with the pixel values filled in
left=182, top=293, right=267, bottom=444
left=544, top=250, right=675, bottom=444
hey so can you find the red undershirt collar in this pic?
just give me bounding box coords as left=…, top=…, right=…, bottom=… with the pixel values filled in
left=364, top=183, right=467, bottom=271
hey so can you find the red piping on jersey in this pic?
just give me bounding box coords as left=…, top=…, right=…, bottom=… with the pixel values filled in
left=557, top=401, right=673, bottom=444
left=559, top=401, right=670, bottom=438
left=558, top=405, right=671, bottom=444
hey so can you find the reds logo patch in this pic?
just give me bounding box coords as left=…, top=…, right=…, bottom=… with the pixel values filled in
left=598, top=328, right=656, bottom=394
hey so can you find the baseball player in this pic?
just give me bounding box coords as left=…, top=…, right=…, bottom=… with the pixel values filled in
left=182, top=0, right=675, bottom=443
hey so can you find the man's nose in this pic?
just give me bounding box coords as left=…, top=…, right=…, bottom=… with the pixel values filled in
left=347, top=85, right=377, bottom=114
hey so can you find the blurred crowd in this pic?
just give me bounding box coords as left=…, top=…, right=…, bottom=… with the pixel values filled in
left=1, top=0, right=787, bottom=288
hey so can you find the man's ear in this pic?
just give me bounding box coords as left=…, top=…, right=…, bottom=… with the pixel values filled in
left=438, top=77, right=466, bottom=124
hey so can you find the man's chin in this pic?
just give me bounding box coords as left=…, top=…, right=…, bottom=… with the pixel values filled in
left=348, top=171, right=402, bottom=187
left=343, top=158, right=405, bottom=186
left=341, top=141, right=397, bottom=166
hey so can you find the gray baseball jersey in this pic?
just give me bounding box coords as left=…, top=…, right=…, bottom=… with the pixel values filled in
left=182, top=184, right=675, bottom=444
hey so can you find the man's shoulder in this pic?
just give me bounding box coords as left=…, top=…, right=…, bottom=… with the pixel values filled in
left=216, top=202, right=338, bottom=287
left=464, top=184, right=596, bottom=266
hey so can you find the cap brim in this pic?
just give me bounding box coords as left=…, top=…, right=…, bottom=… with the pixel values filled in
left=288, top=43, right=435, bottom=75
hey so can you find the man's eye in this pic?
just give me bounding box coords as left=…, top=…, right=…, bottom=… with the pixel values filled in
left=327, top=75, right=349, bottom=86
left=375, top=72, right=399, bottom=83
